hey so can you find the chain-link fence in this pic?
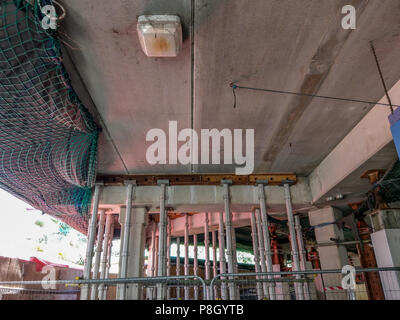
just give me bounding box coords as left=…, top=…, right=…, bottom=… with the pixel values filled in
left=0, top=275, right=207, bottom=300
left=209, top=267, right=400, bottom=300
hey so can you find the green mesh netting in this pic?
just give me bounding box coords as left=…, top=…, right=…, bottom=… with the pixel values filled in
left=0, top=0, right=98, bottom=233
left=379, top=160, right=400, bottom=203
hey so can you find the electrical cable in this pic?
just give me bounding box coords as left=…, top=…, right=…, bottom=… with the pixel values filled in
left=230, top=83, right=400, bottom=109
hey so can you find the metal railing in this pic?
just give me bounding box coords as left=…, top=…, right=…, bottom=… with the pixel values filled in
left=1, top=267, right=399, bottom=300
left=209, top=267, right=400, bottom=300
left=0, top=275, right=207, bottom=300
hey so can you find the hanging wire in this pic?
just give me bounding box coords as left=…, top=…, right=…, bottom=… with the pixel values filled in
left=229, top=83, right=400, bottom=109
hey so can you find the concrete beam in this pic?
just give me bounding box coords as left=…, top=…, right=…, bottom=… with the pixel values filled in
left=309, top=81, right=400, bottom=203
left=99, top=177, right=312, bottom=215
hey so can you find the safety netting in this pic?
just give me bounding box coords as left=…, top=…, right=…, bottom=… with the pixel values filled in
left=379, top=160, right=400, bottom=203
left=0, top=0, right=99, bottom=233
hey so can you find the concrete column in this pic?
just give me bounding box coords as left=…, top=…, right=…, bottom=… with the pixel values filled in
left=98, top=213, right=113, bottom=300
left=222, top=181, right=236, bottom=300
left=283, top=183, right=304, bottom=300
left=295, top=215, right=310, bottom=300
left=184, top=214, right=190, bottom=300
left=309, top=207, right=349, bottom=300
left=117, top=206, right=147, bottom=300
left=250, top=210, right=263, bottom=300
left=81, top=183, right=102, bottom=300
left=218, top=212, right=228, bottom=300
left=193, top=233, right=199, bottom=300
left=370, top=209, right=400, bottom=300
left=90, top=208, right=106, bottom=300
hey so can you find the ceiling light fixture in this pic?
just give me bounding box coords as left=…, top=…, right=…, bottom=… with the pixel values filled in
left=137, top=15, right=182, bottom=57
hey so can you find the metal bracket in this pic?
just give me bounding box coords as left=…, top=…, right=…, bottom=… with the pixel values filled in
left=157, top=179, right=170, bottom=186
left=220, top=179, right=233, bottom=185
left=124, top=180, right=137, bottom=186
left=280, top=179, right=295, bottom=186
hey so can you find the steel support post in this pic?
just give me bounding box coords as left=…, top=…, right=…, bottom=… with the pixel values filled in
left=119, top=181, right=135, bottom=300
left=283, top=182, right=304, bottom=300
left=81, top=183, right=102, bottom=300
left=204, top=212, right=211, bottom=281
left=90, top=208, right=106, bottom=300
left=184, top=214, right=190, bottom=300
left=193, top=233, right=199, bottom=300
left=212, top=230, right=218, bottom=299
left=101, top=221, right=114, bottom=300
left=218, top=212, right=228, bottom=300
left=250, top=210, right=263, bottom=300
left=295, top=215, right=310, bottom=300
left=98, top=213, right=113, bottom=300
left=222, top=180, right=236, bottom=300
left=176, top=237, right=181, bottom=299
left=255, top=208, right=269, bottom=298
left=157, top=180, right=169, bottom=299
left=257, top=183, right=276, bottom=300
left=167, top=218, right=172, bottom=300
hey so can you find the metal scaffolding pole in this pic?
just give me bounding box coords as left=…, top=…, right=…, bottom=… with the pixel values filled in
left=184, top=214, right=190, bottom=300
left=119, top=180, right=135, bottom=300
left=295, top=214, right=311, bottom=300
left=222, top=180, right=236, bottom=300
left=204, top=212, right=211, bottom=281
left=283, top=182, right=304, bottom=300
left=218, top=212, right=228, bottom=300
left=150, top=222, right=157, bottom=277
left=255, top=208, right=269, bottom=299
left=157, top=180, right=169, bottom=299
left=81, top=183, right=102, bottom=300
left=167, top=218, right=172, bottom=300
left=101, top=220, right=114, bottom=300
left=98, top=213, right=113, bottom=300
left=250, top=210, right=263, bottom=300
left=176, top=237, right=181, bottom=299
left=90, top=208, right=106, bottom=300
left=212, top=230, right=218, bottom=299
left=193, top=233, right=199, bottom=300
left=257, top=183, right=276, bottom=300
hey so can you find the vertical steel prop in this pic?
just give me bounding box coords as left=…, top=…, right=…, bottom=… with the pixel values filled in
left=90, top=208, right=106, bottom=300
left=184, top=214, right=190, bottom=300
left=212, top=230, right=218, bottom=299
left=193, top=233, right=199, bottom=300
left=218, top=212, right=228, bottom=300
left=222, top=180, right=236, bottom=300
left=157, top=180, right=169, bottom=300
left=176, top=236, right=181, bottom=299
left=204, top=212, right=211, bottom=299
left=250, top=210, right=263, bottom=300
left=81, top=183, right=102, bottom=300
left=255, top=208, right=269, bottom=299
left=119, top=180, right=135, bottom=300
left=257, top=182, right=276, bottom=300
left=295, top=214, right=310, bottom=300
left=98, top=213, right=113, bottom=300
left=101, top=220, right=114, bottom=300
left=167, top=218, right=172, bottom=300
left=283, top=182, right=304, bottom=300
